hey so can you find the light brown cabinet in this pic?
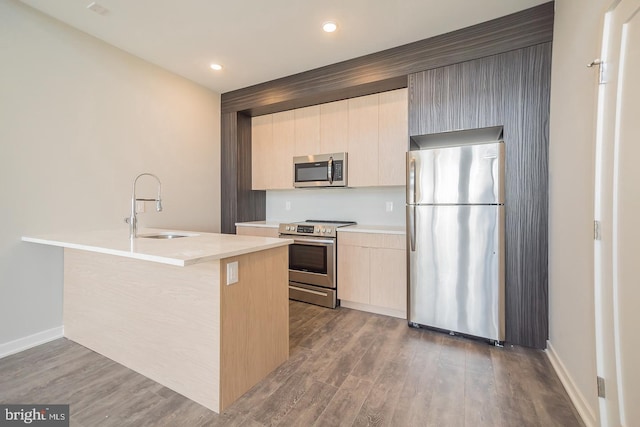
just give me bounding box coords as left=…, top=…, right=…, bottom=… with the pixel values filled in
left=320, top=99, right=348, bottom=153
left=294, top=105, right=320, bottom=156
left=337, top=231, right=407, bottom=318
left=251, top=111, right=294, bottom=190
left=271, top=110, right=295, bottom=189
left=348, top=94, right=379, bottom=187
left=236, top=225, right=280, bottom=238
left=378, top=89, right=408, bottom=186
left=251, top=114, right=272, bottom=190
left=250, top=88, right=407, bottom=190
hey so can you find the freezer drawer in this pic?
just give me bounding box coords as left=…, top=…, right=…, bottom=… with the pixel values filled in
left=407, top=142, right=504, bottom=205
left=407, top=205, right=505, bottom=341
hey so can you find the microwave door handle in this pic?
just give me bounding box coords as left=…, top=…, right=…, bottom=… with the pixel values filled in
left=327, top=156, right=333, bottom=184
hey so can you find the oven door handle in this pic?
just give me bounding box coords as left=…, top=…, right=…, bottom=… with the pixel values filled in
left=281, top=236, right=335, bottom=246
left=289, top=285, right=329, bottom=297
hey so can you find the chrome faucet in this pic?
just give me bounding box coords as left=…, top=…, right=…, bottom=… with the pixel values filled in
left=125, top=173, right=162, bottom=239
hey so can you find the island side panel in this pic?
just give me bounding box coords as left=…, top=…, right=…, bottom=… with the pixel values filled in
left=219, top=246, right=289, bottom=410
left=63, top=248, right=221, bottom=412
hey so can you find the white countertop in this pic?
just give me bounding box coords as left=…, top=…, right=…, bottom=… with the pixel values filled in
left=22, top=228, right=292, bottom=267
left=339, top=225, right=406, bottom=235
left=235, top=221, right=280, bottom=229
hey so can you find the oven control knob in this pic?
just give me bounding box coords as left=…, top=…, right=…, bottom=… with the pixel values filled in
left=286, top=225, right=292, bottom=231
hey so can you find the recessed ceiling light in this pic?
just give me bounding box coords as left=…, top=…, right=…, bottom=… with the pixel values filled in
left=210, top=63, right=223, bottom=71
left=322, top=21, right=337, bottom=33
left=87, top=2, right=109, bottom=15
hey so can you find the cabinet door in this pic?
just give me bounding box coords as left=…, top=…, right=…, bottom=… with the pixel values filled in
left=378, top=89, right=408, bottom=186
left=320, top=99, right=348, bottom=154
left=271, top=110, right=295, bottom=189
left=370, top=247, right=406, bottom=314
left=348, top=93, right=379, bottom=187
left=294, top=105, right=320, bottom=156
left=251, top=114, right=272, bottom=190
left=337, top=243, right=370, bottom=304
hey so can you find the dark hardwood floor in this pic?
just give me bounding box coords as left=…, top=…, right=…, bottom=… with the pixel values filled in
left=0, top=301, right=583, bottom=426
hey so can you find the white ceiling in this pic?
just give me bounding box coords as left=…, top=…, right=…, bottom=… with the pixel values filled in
left=20, top=0, right=549, bottom=94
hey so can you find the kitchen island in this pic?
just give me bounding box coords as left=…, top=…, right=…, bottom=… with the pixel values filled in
left=22, top=229, right=292, bottom=413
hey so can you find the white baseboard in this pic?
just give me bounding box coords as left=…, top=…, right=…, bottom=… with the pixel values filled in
left=546, top=341, right=598, bottom=427
left=0, top=326, right=64, bottom=359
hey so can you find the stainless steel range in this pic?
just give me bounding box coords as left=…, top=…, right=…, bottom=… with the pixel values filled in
left=278, top=220, right=356, bottom=308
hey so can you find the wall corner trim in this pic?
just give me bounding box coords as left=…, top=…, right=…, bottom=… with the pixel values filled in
left=0, top=326, right=64, bottom=359
left=546, top=341, right=598, bottom=427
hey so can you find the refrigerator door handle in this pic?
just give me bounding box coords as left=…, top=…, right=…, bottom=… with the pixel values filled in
left=408, top=156, right=416, bottom=205
left=409, top=205, right=416, bottom=251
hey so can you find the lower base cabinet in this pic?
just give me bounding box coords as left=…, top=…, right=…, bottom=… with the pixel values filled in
left=236, top=225, right=279, bottom=238
left=338, top=232, right=406, bottom=319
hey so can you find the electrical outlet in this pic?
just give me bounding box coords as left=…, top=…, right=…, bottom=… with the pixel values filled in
left=226, top=261, right=239, bottom=285
left=136, top=200, right=145, bottom=213
left=386, top=201, right=393, bottom=212
left=285, top=201, right=291, bottom=211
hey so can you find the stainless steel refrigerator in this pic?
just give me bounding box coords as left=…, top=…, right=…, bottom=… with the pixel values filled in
left=407, top=131, right=505, bottom=342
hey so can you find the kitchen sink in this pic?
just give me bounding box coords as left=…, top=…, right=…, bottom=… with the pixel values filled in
left=138, top=232, right=198, bottom=239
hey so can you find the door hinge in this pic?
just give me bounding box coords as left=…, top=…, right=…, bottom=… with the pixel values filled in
left=594, top=220, right=602, bottom=240
left=588, top=59, right=606, bottom=84
left=597, top=376, right=606, bottom=398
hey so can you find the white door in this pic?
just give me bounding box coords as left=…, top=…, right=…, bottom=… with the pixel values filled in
left=594, top=0, right=640, bottom=425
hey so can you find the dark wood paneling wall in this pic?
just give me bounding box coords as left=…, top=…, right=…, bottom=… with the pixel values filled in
left=408, top=44, right=551, bottom=348
left=220, top=112, right=265, bottom=234
left=219, top=3, right=554, bottom=348
left=221, top=3, right=554, bottom=116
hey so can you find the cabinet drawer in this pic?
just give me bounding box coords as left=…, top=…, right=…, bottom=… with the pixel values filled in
left=236, top=226, right=279, bottom=238
left=339, top=232, right=405, bottom=250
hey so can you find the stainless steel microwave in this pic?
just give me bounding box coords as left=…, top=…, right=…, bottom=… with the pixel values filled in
left=293, top=153, right=347, bottom=188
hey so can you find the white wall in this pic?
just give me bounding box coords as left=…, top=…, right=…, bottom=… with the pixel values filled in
left=548, top=0, right=609, bottom=424
left=0, top=1, right=221, bottom=350
left=266, top=187, right=405, bottom=225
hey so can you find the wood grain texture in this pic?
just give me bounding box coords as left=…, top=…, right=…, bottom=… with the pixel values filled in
left=221, top=112, right=238, bottom=234
left=378, top=88, right=409, bottom=186
left=63, top=248, right=221, bottom=412
left=320, top=99, right=349, bottom=154
left=0, top=301, right=584, bottom=426
left=338, top=232, right=407, bottom=318
left=370, top=247, right=407, bottom=315
left=294, top=105, right=321, bottom=156
left=250, top=114, right=272, bottom=190
left=220, top=3, right=554, bottom=115
left=235, top=225, right=280, bottom=238
left=220, top=3, right=554, bottom=235
left=348, top=93, right=379, bottom=187
left=221, top=111, right=266, bottom=234
left=271, top=110, right=295, bottom=189
left=408, top=43, right=552, bottom=348
left=220, top=246, right=289, bottom=410
left=337, top=243, right=370, bottom=305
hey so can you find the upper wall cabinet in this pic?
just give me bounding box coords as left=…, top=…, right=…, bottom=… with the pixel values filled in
left=348, top=89, right=408, bottom=187
left=378, top=89, right=408, bottom=186
left=348, top=94, right=379, bottom=187
left=320, top=100, right=348, bottom=154
left=294, top=105, right=320, bottom=156
left=251, top=114, right=272, bottom=191
left=251, top=88, right=408, bottom=190
left=251, top=111, right=294, bottom=190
